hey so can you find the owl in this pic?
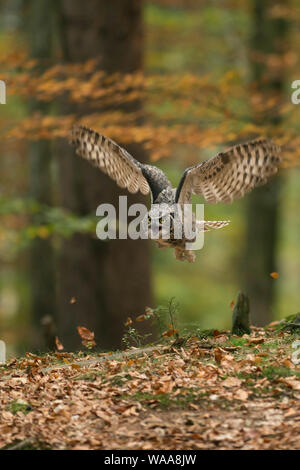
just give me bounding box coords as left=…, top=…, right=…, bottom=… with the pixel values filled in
left=70, top=125, right=281, bottom=262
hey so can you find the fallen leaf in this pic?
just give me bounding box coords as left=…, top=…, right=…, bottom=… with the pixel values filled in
left=248, top=337, right=265, bottom=345
left=281, top=377, right=300, bottom=391
left=214, top=348, right=223, bottom=364
left=55, top=337, right=64, bottom=351
left=222, top=377, right=242, bottom=388
left=234, top=389, right=249, bottom=401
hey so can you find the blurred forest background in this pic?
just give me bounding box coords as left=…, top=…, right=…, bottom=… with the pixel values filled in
left=0, top=0, right=300, bottom=356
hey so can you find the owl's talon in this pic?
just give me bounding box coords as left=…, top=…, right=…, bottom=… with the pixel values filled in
left=174, top=248, right=185, bottom=261
left=185, top=251, right=196, bottom=263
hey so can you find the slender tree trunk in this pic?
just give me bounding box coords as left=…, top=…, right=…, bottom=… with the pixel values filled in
left=243, top=0, right=288, bottom=326
left=55, top=0, right=152, bottom=350
left=28, top=0, right=56, bottom=350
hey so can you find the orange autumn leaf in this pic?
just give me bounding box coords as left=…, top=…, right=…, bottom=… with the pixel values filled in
left=55, top=336, right=64, bottom=351
left=77, top=326, right=96, bottom=348
left=162, top=328, right=178, bottom=338
left=136, top=314, right=148, bottom=322
left=125, top=317, right=133, bottom=327
left=214, top=348, right=223, bottom=364
left=270, top=272, right=279, bottom=279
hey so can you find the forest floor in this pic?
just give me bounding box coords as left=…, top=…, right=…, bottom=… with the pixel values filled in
left=0, top=323, right=299, bottom=450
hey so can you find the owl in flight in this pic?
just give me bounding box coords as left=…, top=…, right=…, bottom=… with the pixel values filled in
left=70, top=126, right=281, bottom=263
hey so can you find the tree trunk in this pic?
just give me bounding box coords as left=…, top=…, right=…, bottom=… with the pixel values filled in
left=28, top=0, right=56, bottom=351
left=55, top=0, right=152, bottom=351
left=243, top=0, right=288, bottom=326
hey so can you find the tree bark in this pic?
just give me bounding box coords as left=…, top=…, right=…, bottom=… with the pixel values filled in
left=243, top=0, right=288, bottom=326
left=28, top=0, right=56, bottom=351
left=55, top=0, right=152, bottom=350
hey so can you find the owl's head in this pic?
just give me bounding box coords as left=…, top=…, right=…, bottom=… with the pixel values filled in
left=147, top=205, right=179, bottom=240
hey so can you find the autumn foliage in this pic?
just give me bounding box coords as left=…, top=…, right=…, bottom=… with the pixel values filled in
left=1, top=51, right=300, bottom=165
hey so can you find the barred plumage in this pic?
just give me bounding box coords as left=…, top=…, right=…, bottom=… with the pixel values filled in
left=176, top=139, right=281, bottom=205
left=70, top=125, right=281, bottom=262
left=71, top=125, right=150, bottom=196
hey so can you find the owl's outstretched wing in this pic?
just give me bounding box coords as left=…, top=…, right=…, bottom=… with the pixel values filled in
left=70, top=125, right=150, bottom=196
left=176, top=139, right=281, bottom=205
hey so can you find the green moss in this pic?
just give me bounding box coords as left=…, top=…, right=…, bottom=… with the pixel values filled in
left=8, top=400, right=33, bottom=415
left=261, top=366, right=300, bottom=381
left=123, top=389, right=208, bottom=409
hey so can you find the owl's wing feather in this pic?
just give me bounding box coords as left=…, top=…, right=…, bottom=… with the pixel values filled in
left=70, top=125, right=150, bottom=196
left=197, top=220, right=231, bottom=232
left=176, top=139, right=281, bottom=205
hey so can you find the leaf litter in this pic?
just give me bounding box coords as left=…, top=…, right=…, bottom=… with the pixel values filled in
left=0, top=326, right=299, bottom=450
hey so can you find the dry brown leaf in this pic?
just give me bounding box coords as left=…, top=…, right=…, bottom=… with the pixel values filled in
left=222, top=377, right=242, bottom=388
left=234, top=389, right=249, bottom=401
left=77, top=326, right=96, bottom=348
left=136, top=314, right=148, bottom=322
left=55, top=336, right=64, bottom=351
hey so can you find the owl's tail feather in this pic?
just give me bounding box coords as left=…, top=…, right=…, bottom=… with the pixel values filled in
left=197, top=220, right=231, bottom=232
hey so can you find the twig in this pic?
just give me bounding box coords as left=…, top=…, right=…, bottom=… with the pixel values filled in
left=4, top=438, right=35, bottom=451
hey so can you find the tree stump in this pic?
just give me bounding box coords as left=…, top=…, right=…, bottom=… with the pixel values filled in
left=232, top=292, right=251, bottom=336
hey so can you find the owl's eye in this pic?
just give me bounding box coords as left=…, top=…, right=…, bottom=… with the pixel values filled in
left=147, top=215, right=152, bottom=223
left=159, top=217, right=165, bottom=224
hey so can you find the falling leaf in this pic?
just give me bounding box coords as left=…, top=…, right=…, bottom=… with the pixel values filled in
left=270, top=272, right=279, bottom=279
left=125, top=317, right=133, bottom=327
left=77, top=326, right=96, bottom=348
left=55, top=337, right=64, bottom=351
left=70, top=297, right=77, bottom=304
left=230, top=301, right=235, bottom=312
